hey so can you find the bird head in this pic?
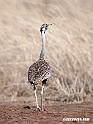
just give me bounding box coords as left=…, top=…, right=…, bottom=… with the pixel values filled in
left=40, top=23, right=55, bottom=34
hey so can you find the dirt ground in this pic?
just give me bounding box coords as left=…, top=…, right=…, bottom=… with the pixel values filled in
left=0, top=102, right=93, bottom=124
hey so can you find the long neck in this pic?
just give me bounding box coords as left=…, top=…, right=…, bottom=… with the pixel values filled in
left=40, top=31, right=45, bottom=59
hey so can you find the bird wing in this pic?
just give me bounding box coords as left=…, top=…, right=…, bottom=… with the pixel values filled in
left=28, top=59, right=50, bottom=84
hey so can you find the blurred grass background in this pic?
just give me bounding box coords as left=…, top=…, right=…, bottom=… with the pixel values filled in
left=0, top=0, right=93, bottom=105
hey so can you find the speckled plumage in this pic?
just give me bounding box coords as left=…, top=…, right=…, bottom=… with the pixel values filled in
left=28, top=58, right=50, bottom=85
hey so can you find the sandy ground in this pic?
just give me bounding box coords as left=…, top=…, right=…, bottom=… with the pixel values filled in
left=0, top=0, right=93, bottom=104
left=0, top=102, right=93, bottom=124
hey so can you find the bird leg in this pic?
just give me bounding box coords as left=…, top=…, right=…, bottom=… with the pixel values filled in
left=34, top=85, right=41, bottom=110
left=41, top=84, right=44, bottom=111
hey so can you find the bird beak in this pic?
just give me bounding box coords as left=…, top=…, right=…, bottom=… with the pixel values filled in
left=50, top=23, right=55, bottom=25
left=48, top=23, right=55, bottom=28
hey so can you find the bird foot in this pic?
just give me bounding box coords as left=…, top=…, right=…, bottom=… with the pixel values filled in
left=36, top=105, right=41, bottom=111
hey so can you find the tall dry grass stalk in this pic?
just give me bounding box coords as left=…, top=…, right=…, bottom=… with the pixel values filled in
left=0, top=0, right=93, bottom=105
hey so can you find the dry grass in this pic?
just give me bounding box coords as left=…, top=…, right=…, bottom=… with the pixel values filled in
left=0, top=0, right=93, bottom=105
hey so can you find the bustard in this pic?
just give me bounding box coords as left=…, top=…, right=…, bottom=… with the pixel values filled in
left=28, top=23, right=54, bottom=111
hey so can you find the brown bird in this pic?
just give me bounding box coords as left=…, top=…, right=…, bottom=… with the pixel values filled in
left=28, top=23, right=54, bottom=111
